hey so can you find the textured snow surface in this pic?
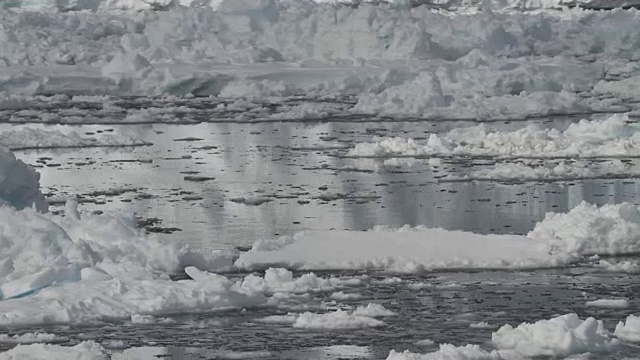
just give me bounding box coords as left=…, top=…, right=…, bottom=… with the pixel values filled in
left=348, top=115, right=640, bottom=159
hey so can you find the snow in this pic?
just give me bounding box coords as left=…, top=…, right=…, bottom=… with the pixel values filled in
left=585, top=299, right=630, bottom=309
left=0, top=341, right=107, bottom=360
left=528, top=201, right=640, bottom=255
left=614, top=315, right=640, bottom=342
left=235, top=225, right=570, bottom=273
left=348, top=115, right=640, bottom=159
left=3, top=1, right=640, bottom=120
left=491, top=313, right=619, bottom=357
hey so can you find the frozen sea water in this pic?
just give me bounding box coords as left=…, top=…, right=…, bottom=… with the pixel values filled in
left=2, top=103, right=640, bottom=359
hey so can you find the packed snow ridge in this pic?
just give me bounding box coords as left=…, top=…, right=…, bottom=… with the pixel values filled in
left=3, top=0, right=640, bottom=119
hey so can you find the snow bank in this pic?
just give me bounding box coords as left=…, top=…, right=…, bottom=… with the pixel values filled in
left=614, top=315, right=640, bottom=342
left=348, top=115, right=640, bottom=159
left=0, top=148, right=46, bottom=211
left=528, top=201, right=640, bottom=255
left=492, top=313, right=619, bottom=356
left=235, top=226, right=570, bottom=272
left=0, top=341, right=107, bottom=360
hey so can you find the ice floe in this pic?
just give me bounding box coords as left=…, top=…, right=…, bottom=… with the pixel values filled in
left=235, top=225, right=571, bottom=272
left=528, top=201, right=640, bottom=255
left=0, top=341, right=107, bottom=360
left=3, top=1, right=640, bottom=119
left=348, top=114, right=640, bottom=159
left=615, top=315, right=640, bottom=342
left=585, top=299, right=630, bottom=309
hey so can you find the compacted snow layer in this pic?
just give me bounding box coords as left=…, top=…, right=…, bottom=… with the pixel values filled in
left=348, top=115, right=640, bottom=159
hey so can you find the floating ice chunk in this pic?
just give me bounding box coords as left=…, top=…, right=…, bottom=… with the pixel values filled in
left=528, top=201, right=640, bottom=256
left=585, top=299, right=630, bottom=309
left=0, top=333, right=63, bottom=344
left=469, top=322, right=494, bottom=329
left=491, top=313, right=620, bottom=357
left=614, top=315, right=640, bottom=342
left=352, top=303, right=396, bottom=317
left=414, top=339, right=435, bottom=347
left=293, top=309, right=385, bottom=330
left=462, top=160, right=639, bottom=183
left=348, top=115, right=640, bottom=159
left=0, top=127, right=150, bottom=150
left=0, top=272, right=268, bottom=326
left=330, top=291, right=362, bottom=300
left=239, top=268, right=352, bottom=294
left=386, top=344, right=502, bottom=360
left=235, top=226, right=569, bottom=273
left=0, top=341, right=108, bottom=360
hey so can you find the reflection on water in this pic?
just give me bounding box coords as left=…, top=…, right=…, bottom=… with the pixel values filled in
left=5, top=119, right=640, bottom=250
